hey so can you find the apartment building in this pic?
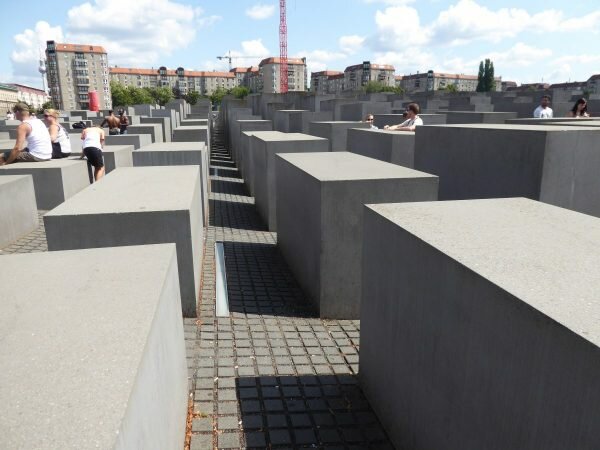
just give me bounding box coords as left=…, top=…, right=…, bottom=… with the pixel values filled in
left=0, top=83, right=19, bottom=114
left=8, top=84, right=50, bottom=110
left=109, top=67, right=236, bottom=95
left=229, top=66, right=260, bottom=91
left=344, top=61, right=395, bottom=91
left=398, top=70, right=502, bottom=93
left=258, top=57, right=307, bottom=93
left=310, top=71, right=343, bottom=95
left=45, top=40, right=111, bottom=110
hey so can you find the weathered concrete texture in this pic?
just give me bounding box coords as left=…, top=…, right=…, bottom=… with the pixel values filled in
left=320, top=98, right=361, bottom=120
left=252, top=132, right=329, bottom=231
left=240, top=131, right=263, bottom=195
left=373, top=113, right=447, bottom=128
left=173, top=126, right=207, bottom=144
left=347, top=128, right=415, bottom=168
left=44, top=166, right=203, bottom=317
left=0, top=175, right=38, bottom=248
left=181, top=119, right=208, bottom=127
left=360, top=197, right=600, bottom=450
left=151, top=108, right=179, bottom=129
left=339, top=102, right=392, bottom=121
left=0, top=244, right=188, bottom=450
left=443, top=111, right=519, bottom=124
left=102, top=144, right=134, bottom=173
left=276, top=152, right=438, bottom=319
left=540, top=121, right=600, bottom=128
left=133, top=142, right=210, bottom=225
left=505, top=117, right=600, bottom=125
left=105, top=133, right=152, bottom=150
left=308, top=121, right=370, bottom=152
left=273, top=110, right=333, bottom=133
left=235, top=120, right=273, bottom=172
left=0, top=159, right=89, bottom=209
left=415, top=124, right=600, bottom=217
left=140, top=117, right=172, bottom=142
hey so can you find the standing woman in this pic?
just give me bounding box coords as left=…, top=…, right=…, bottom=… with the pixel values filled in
left=80, top=121, right=106, bottom=182
left=569, top=98, right=590, bottom=118
left=44, top=109, right=72, bottom=158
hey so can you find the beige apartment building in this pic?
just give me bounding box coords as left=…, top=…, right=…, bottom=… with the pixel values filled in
left=310, top=70, right=343, bottom=95
left=257, top=57, right=307, bottom=93
left=397, top=71, right=502, bottom=93
left=344, top=62, right=395, bottom=91
left=45, top=41, right=111, bottom=111
left=8, top=84, right=50, bottom=110
left=109, top=67, right=236, bottom=95
left=0, top=83, right=19, bottom=114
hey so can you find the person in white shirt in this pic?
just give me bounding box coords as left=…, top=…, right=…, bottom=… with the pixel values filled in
left=80, top=123, right=106, bottom=182
left=533, top=95, right=553, bottom=118
left=6, top=111, right=15, bottom=120
left=364, top=113, right=378, bottom=129
left=0, top=103, right=52, bottom=165
left=384, top=103, right=423, bottom=131
left=44, top=109, right=72, bottom=159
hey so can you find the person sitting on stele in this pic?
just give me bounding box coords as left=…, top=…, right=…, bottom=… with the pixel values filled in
left=0, top=102, right=52, bottom=165
left=383, top=103, right=423, bottom=132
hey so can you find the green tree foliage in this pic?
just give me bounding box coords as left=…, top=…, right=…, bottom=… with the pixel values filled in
left=37, top=100, right=56, bottom=114
left=364, top=81, right=403, bottom=94
left=439, top=83, right=458, bottom=93
left=209, top=87, right=229, bottom=106
left=230, top=86, right=250, bottom=99
left=110, top=81, right=174, bottom=107
left=127, top=85, right=154, bottom=105
left=151, top=86, right=174, bottom=106
left=110, top=81, right=133, bottom=107
left=477, top=59, right=496, bottom=92
left=185, top=90, right=200, bottom=105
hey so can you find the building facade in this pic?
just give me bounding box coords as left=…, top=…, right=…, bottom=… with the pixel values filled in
left=0, top=83, right=19, bottom=115
left=109, top=67, right=236, bottom=95
left=344, top=62, right=395, bottom=92
left=310, top=71, right=343, bottom=95
left=45, top=41, right=111, bottom=111
left=8, top=84, right=50, bottom=110
left=398, top=71, right=502, bottom=93
left=258, top=57, right=307, bottom=94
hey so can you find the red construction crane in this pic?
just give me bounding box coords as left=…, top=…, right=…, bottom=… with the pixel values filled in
left=279, top=0, right=288, bottom=93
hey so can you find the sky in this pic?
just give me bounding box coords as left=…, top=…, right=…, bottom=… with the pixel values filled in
left=2, top=0, right=599, bottom=90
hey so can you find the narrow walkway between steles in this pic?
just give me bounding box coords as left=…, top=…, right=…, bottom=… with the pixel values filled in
left=186, top=123, right=393, bottom=450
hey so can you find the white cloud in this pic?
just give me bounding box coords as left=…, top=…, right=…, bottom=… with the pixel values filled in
left=372, top=49, right=435, bottom=74
left=10, top=21, right=64, bottom=86
left=207, top=39, right=271, bottom=71
left=368, top=5, right=431, bottom=51
left=364, top=0, right=415, bottom=4
left=245, top=3, right=276, bottom=20
left=197, top=14, right=222, bottom=28
left=293, top=49, right=347, bottom=75
left=339, top=35, right=365, bottom=55
left=484, top=43, right=553, bottom=68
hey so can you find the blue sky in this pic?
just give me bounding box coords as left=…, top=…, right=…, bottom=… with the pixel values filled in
left=3, top=0, right=599, bottom=90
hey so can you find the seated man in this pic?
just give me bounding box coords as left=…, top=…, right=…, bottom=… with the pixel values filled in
left=383, top=103, right=423, bottom=132
left=533, top=95, right=553, bottom=118
left=0, top=103, right=52, bottom=165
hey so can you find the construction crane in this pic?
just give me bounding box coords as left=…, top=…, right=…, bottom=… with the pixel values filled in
left=279, top=0, right=288, bottom=93
left=216, top=52, right=263, bottom=71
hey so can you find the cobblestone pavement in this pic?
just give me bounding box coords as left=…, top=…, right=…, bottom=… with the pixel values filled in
left=187, top=125, right=392, bottom=450
left=0, top=125, right=392, bottom=450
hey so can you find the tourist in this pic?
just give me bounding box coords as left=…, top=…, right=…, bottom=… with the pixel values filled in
left=6, top=110, right=15, bottom=120
left=100, top=110, right=121, bottom=135
left=0, top=103, right=52, bottom=165
left=44, top=109, right=72, bottom=159
left=80, top=121, right=106, bottom=181
left=568, top=98, right=590, bottom=118
left=364, top=113, right=378, bottom=129
left=118, top=109, right=129, bottom=135
left=533, top=95, right=553, bottom=118
left=383, top=103, right=423, bottom=131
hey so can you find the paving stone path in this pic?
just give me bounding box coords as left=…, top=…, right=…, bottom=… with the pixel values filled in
left=0, top=122, right=393, bottom=450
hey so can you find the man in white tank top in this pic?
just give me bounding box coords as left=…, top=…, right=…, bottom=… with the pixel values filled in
left=0, top=103, right=52, bottom=165
left=80, top=122, right=106, bottom=182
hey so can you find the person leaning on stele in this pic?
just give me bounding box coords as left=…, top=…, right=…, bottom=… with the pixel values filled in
left=0, top=102, right=52, bottom=165
left=384, top=103, right=423, bottom=132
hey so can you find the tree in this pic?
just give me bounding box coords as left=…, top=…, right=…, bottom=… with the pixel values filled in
left=185, top=90, right=200, bottom=105
left=440, top=83, right=458, bottom=93
left=152, top=86, right=174, bottom=106
left=127, top=85, right=154, bottom=105
left=486, top=61, right=496, bottom=92
left=209, top=87, right=229, bottom=106
left=110, top=81, right=133, bottom=107
left=363, top=81, right=403, bottom=94
left=230, top=86, right=250, bottom=99
left=37, top=100, right=55, bottom=115
left=476, top=61, right=485, bottom=92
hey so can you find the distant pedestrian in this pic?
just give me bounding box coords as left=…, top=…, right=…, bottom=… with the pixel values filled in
left=364, top=113, right=378, bottom=129
left=44, top=109, right=72, bottom=159
left=533, top=95, right=553, bottom=118
left=0, top=103, right=52, bottom=165
left=118, top=109, right=129, bottom=134
left=384, top=103, right=423, bottom=132
left=100, top=110, right=121, bottom=135
left=6, top=110, right=15, bottom=120
left=568, top=98, right=589, bottom=118
left=80, top=121, right=105, bottom=182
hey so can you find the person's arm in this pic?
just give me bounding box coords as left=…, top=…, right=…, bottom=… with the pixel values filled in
left=533, top=107, right=540, bottom=118
left=3, top=123, right=29, bottom=164
left=99, top=129, right=105, bottom=148
left=48, top=123, right=59, bottom=141
left=79, top=129, right=87, bottom=159
left=100, top=118, right=108, bottom=128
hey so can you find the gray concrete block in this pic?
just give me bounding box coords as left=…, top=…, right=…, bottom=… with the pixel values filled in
left=181, top=119, right=208, bottom=127
left=133, top=142, right=210, bottom=225
left=103, top=144, right=134, bottom=173
left=339, top=102, right=392, bottom=121
left=43, top=166, right=203, bottom=317
left=173, top=126, right=207, bottom=144
left=347, top=128, right=415, bottom=167
left=308, top=121, right=370, bottom=152
left=240, top=131, right=264, bottom=194
left=0, top=159, right=89, bottom=210
left=0, top=175, right=38, bottom=247
left=252, top=132, right=329, bottom=231
left=360, top=197, right=600, bottom=450
left=373, top=113, right=446, bottom=128
left=414, top=124, right=600, bottom=217
left=141, top=117, right=172, bottom=142
left=273, top=110, right=333, bottom=133
left=105, top=134, right=152, bottom=150
left=505, top=117, right=600, bottom=125
left=275, top=152, right=438, bottom=318
left=151, top=108, right=179, bottom=129
left=126, top=124, right=164, bottom=143
left=0, top=244, right=188, bottom=450
left=443, top=111, right=518, bottom=124
left=235, top=120, right=273, bottom=170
